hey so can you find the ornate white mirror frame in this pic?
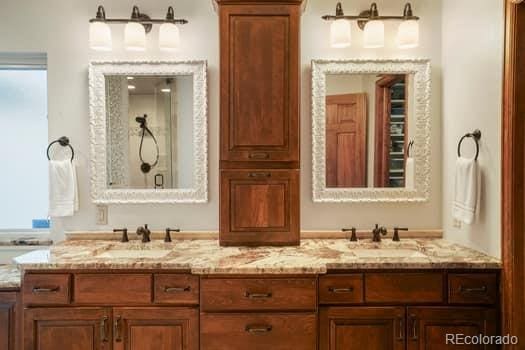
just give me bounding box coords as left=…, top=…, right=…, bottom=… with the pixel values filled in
left=89, top=60, right=208, bottom=204
left=311, top=59, right=431, bottom=203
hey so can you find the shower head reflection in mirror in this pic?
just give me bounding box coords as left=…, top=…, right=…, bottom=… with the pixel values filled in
left=89, top=61, right=208, bottom=204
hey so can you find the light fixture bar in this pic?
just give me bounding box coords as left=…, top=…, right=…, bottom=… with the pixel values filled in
left=89, top=6, right=188, bottom=25
left=322, top=2, right=419, bottom=22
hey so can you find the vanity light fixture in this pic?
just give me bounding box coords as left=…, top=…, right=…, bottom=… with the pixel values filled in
left=89, top=5, right=188, bottom=52
left=322, top=2, right=420, bottom=49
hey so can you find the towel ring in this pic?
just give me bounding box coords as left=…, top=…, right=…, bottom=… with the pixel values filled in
left=47, top=136, right=74, bottom=162
left=457, top=129, right=481, bottom=161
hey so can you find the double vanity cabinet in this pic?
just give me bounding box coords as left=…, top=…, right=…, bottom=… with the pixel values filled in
left=19, top=269, right=499, bottom=350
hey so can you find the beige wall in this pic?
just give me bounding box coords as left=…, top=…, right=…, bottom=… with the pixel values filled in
left=441, top=0, right=504, bottom=257
left=0, top=0, right=503, bottom=257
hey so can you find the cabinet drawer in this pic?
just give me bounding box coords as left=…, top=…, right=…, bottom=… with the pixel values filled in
left=319, top=274, right=364, bottom=304
left=201, top=313, right=316, bottom=350
left=74, top=274, right=151, bottom=304
left=23, top=274, right=70, bottom=305
left=154, top=274, right=199, bottom=305
left=448, top=273, right=498, bottom=305
left=220, top=169, right=300, bottom=246
left=201, top=278, right=316, bottom=312
left=365, top=273, right=444, bottom=303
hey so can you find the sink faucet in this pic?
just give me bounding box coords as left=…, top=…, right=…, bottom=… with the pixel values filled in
left=372, top=224, right=388, bottom=242
left=136, top=225, right=151, bottom=243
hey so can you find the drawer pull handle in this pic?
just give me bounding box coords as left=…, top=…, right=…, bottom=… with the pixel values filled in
left=459, top=285, right=487, bottom=294
left=396, top=317, right=404, bottom=341
left=245, top=325, right=272, bottom=333
left=100, top=316, right=109, bottom=343
left=114, top=315, right=122, bottom=342
left=165, top=286, right=191, bottom=293
left=244, top=292, right=272, bottom=299
left=248, top=172, right=271, bottom=178
left=32, top=287, right=60, bottom=293
left=328, top=287, right=354, bottom=293
left=410, top=315, right=418, bottom=341
left=249, top=152, right=270, bottom=160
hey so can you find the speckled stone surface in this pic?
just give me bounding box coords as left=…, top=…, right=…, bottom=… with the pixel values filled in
left=0, top=265, right=21, bottom=289
left=14, top=239, right=501, bottom=274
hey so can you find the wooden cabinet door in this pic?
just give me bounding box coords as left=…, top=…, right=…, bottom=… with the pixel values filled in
left=0, top=292, right=17, bottom=350
left=320, top=307, right=405, bottom=350
left=113, top=307, right=198, bottom=350
left=326, top=93, right=367, bottom=188
left=220, top=169, right=299, bottom=246
left=406, top=307, right=498, bottom=350
left=219, top=3, right=300, bottom=164
left=24, top=307, right=110, bottom=350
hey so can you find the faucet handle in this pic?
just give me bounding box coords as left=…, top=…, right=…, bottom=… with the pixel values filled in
left=393, top=227, right=409, bottom=242
left=113, top=228, right=128, bottom=243
left=342, top=228, right=358, bottom=242
left=165, top=228, right=180, bottom=243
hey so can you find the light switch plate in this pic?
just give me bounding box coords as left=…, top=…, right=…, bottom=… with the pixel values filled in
left=96, top=205, right=108, bottom=225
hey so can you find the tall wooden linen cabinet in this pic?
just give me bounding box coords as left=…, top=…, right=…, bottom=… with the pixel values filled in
left=218, top=0, right=303, bottom=246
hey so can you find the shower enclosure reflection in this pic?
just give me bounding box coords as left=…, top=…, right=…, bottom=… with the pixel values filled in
left=105, top=75, right=194, bottom=190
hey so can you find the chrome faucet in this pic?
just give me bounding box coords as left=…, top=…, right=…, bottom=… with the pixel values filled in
left=372, top=224, right=388, bottom=242
left=136, top=224, right=151, bottom=243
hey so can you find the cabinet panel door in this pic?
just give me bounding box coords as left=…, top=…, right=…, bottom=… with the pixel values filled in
left=0, top=292, right=17, bottom=350
left=220, top=4, right=300, bottom=163
left=24, top=307, right=110, bottom=350
left=201, top=313, right=316, bottom=350
left=220, top=169, right=299, bottom=245
left=320, top=307, right=405, bottom=350
left=407, top=307, right=498, bottom=350
left=113, top=307, right=198, bottom=350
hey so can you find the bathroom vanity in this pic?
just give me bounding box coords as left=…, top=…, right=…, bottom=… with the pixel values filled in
left=14, top=238, right=500, bottom=350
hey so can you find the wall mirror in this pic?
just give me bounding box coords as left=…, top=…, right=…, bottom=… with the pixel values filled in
left=89, top=61, right=208, bottom=203
left=312, top=59, right=431, bottom=202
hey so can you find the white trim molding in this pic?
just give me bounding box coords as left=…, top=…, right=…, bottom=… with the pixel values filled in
left=89, top=60, right=208, bottom=204
left=311, top=59, right=432, bottom=203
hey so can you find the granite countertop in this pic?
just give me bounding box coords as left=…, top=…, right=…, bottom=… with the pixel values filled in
left=0, top=265, right=22, bottom=290
left=14, top=239, right=501, bottom=275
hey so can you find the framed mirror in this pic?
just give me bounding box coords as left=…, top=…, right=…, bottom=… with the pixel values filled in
left=89, top=60, right=208, bottom=203
left=311, top=59, right=431, bottom=202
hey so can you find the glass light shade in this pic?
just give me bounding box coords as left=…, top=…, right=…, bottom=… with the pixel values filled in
left=330, top=19, right=351, bottom=48
left=124, top=22, right=146, bottom=51
left=397, top=20, right=419, bottom=49
left=159, top=23, right=180, bottom=51
left=363, top=20, right=384, bottom=48
left=89, top=22, right=112, bottom=51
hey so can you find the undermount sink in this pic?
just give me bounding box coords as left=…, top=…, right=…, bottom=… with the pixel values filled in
left=95, top=249, right=172, bottom=259
left=352, top=249, right=426, bottom=258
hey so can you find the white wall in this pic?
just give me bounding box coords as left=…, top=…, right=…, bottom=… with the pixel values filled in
left=0, top=0, right=502, bottom=255
left=441, top=0, right=504, bottom=257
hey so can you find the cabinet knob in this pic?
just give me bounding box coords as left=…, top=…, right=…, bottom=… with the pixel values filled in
left=328, top=287, right=354, bottom=293
left=164, top=286, right=191, bottom=293
left=32, top=286, right=59, bottom=293
left=249, top=152, right=270, bottom=160
left=244, top=292, right=272, bottom=299
left=245, top=325, right=272, bottom=333
left=100, top=316, right=109, bottom=343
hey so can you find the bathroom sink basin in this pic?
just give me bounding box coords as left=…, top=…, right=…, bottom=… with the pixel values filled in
left=352, top=249, right=426, bottom=258
left=95, top=249, right=172, bottom=259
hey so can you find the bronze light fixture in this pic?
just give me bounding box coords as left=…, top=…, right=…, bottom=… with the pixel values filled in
left=89, top=5, right=188, bottom=51
left=322, top=2, right=420, bottom=49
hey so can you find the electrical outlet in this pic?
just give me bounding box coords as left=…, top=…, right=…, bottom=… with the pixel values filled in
left=453, top=218, right=462, bottom=229
left=96, top=205, right=108, bottom=225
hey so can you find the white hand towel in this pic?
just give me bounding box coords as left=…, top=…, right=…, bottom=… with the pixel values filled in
left=452, top=157, right=479, bottom=225
left=49, top=160, right=78, bottom=217
left=405, top=157, right=415, bottom=189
